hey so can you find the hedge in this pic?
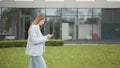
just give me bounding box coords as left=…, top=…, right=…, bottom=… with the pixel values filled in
left=46, top=39, right=64, bottom=46
left=0, top=40, right=64, bottom=48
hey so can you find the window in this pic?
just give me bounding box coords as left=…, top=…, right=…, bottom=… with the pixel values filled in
left=78, top=9, right=92, bottom=15
left=93, top=9, right=101, bottom=15
left=45, top=0, right=64, bottom=1
left=34, top=9, right=45, bottom=16
left=15, top=0, right=33, bottom=1
left=0, top=8, right=1, bottom=26
left=62, top=9, right=77, bottom=15
left=78, top=16, right=92, bottom=24
left=62, top=16, right=76, bottom=40
left=107, top=0, right=120, bottom=1
left=0, top=8, right=17, bottom=40
left=76, top=0, right=95, bottom=2
left=0, top=8, right=1, bottom=19
left=46, top=9, right=61, bottom=16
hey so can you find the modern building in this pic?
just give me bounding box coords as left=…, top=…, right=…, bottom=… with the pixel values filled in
left=0, top=0, right=120, bottom=40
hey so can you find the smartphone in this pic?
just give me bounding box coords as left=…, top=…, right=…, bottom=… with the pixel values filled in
left=52, top=33, right=54, bottom=36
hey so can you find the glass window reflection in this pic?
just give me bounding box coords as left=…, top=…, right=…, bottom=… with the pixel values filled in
left=1, top=8, right=10, bottom=17
left=0, top=8, right=1, bottom=19
left=93, top=16, right=101, bottom=23
left=78, top=9, right=92, bottom=15
left=45, top=0, right=64, bottom=1
left=22, top=8, right=34, bottom=15
left=107, top=0, right=120, bottom=1
left=78, top=16, right=92, bottom=24
left=62, top=8, right=77, bottom=15
left=34, top=9, right=45, bottom=16
left=62, top=16, right=76, bottom=40
left=15, top=0, right=33, bottom=1
left=1, top=8, right=18, bottom=40
left=76, top=0, right=95, bottom=2
left=2, top=8, right=19, bottom=17
left=46, top=9, right=61, bottom=16
left=93, top=9, right=101, bottom=15
left=0, top=8, right=2, bottom=37
left=62, top=16, right=75, bottom=23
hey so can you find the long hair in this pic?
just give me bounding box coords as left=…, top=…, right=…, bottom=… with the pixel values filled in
left=28, top=13, right=45, bottom=33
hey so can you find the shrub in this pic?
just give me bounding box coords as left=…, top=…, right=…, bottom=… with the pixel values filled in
left=0, top=40, right=27, bottom=48
left=46, top=39, right=64, bottom=46
left=0, top=40, right=64, bottom=48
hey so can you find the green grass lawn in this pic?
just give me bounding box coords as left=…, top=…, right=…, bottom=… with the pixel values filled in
left=0, top=45, right=120, bottom=68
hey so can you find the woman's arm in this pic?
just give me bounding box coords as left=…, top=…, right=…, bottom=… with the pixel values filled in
left=29, top=26, right=49, bottom=44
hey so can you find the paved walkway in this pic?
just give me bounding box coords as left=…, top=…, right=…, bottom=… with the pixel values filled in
left=64, top=40, right=120, bottom=45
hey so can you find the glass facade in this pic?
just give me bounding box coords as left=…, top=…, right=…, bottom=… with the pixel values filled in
left=62, top=9, right=77, bottom=40
left=0, top=8, right=2, bottom=40
left=0, top=8, right=120, bottom=40
left=107, top=0, right=120, bottom=1
left=34, top=9, right=45, bottom=16
left=45, top=0, right=64, bottom=1
left=46, top=9, right=61, bottom=16
left=15, top=0, right=33, bottom=1
left=78, top=9, right=101, bottom=40
left=0, top=8, right=18, bottom=40
left=76, top=0, right=95, bottom=2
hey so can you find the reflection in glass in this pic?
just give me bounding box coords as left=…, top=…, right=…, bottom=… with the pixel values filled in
left=0, top=8, right=102, bottom=40
left=78, top=9, right=92, bottom=15
left=93, top=16, right=101, bottom=23
left=24, top=17, right=31, bottom=39
left=1, top=16, right=17, bottom=40
left=62, top=8, right=77, bottom=15
left=62, top=16, right=76, bottom=40
left=1, top=8, right=9, bottom=17
left=15, top=0, right=33, bottom=1
left=22, top=8, right=33, bottom=15
left=93, top=9, right=101, bottom=15
left=34, top=9, right=45, bottom=16
left=0, top=8, right=1, bottom=19
left=45, top=0, right=64, bottom=1
left=45, top=17, right=60, bottom=39
left=107, top=0, right=120, bottom=1
left=78, top=16, right=92, bottom=24
left=0, top=8, right=2, bottom=40
left=78, top=8, right=101, bottom=40
left=0, top=8, right=19, bottom=40
left=78, top=15, right=92, bottom=39
left=76, top=0, right=95, bottom=2
left=2, top=8, right=19, bottom=17
left=46, top=9, right=61, bottom=16
left=62, top=16, right=75, bottom=23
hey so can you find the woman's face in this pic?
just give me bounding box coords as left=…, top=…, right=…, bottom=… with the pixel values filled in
left=38, top=18, right=45, bottom=26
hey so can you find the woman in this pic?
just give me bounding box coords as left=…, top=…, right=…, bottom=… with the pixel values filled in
left=26, top=13, right=52, bottom=68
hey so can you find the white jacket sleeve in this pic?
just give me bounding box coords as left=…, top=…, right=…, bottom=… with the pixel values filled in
left=29, top=26, right=49, bottom=44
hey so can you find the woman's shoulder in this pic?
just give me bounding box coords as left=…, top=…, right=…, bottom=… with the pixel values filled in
left=31, top=24, right=39, bottom=29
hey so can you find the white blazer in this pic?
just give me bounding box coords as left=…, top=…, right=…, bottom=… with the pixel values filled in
left=26, top=25, right=49, bottom=56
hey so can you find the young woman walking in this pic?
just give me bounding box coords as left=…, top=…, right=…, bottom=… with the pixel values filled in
left=26, top=13, right=52, bottom=68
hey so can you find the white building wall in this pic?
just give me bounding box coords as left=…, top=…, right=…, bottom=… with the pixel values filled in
left=62, top=23, right=69, bottom=40
left=0, top=0, right=120, bottom=8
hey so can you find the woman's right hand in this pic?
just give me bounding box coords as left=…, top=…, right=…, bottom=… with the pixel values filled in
left=47, top=34, right=53, bottom=39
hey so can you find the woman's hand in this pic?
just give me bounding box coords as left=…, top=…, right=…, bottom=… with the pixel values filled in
left=47, top=34, right=53, bottom=39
